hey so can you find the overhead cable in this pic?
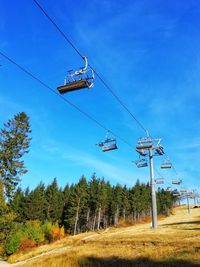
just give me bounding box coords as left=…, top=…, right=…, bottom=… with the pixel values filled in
left=0, top=51, right=133, bottom=149
left=32, top=0, right=148, bottom=135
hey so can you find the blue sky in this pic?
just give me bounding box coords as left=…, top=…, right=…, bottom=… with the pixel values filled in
left=0, top=0, right=200, bottom=195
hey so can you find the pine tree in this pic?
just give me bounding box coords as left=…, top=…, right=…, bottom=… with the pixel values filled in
left=111, top=184, right=123, bottom=225
left=76, top=176, right=88, bottom=233
left=157, top=189, right=173, bottom=215
left=0, top=180, right=6, bottom=211
left=96, top=178, right=107, bottom=230
left=0, top=180, right=16, bottom=245
left=141, top=183, right=151, bottom=219
left=46, top=178, right=64, bottom=223
left=0, top=112, right=31, bottom=197
left=21, top=183, right=47, bottom=222
left=104, top=181, right=113, bottom=227
left=121, top=185, right=130, bottom=221
left=9, top=187, right=24, bottom=221
left=88, top=174, right=100, bottom=230
left=129, top=180, right=140, bottom=222
left=61, top=184, right=70, bottom=227
left=63, top=184, right=70, bottom=204
left=63, top=176, right=88, bottom=234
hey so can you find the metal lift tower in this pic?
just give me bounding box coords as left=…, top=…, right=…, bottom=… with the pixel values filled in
left=136, top=136, right=164, bottom=229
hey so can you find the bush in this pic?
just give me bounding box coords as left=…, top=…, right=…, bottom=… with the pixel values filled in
left=5, top=228, right=26, bottom=255
left=4, top=221, right=44, bottom=255
left=0, top=210, right=16, bottom=244
left=41, top=220, right=52, bottom=241
left=4, top=221, right=65, bottom=255
left=25, top=220, right=44, bottom=245
left=18, top=239, right=36, bottom=252
left=49, top=223, right=65, bottom=242
left=0, top=245, right=5, bottom=256
left=41, top=221, right=65, bottom=242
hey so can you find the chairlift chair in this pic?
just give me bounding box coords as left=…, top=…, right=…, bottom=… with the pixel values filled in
left=185, top=193, right=192, bottom=198
left=97, top=132, right=118, bottom=152
left=180, top=188, right=187, bottom=193
left=136, top=137, right=153, bottom=150
left=101, top=138, right=118, bottom=152
left=172, top=179, right=182, bottom=185
left=134, top=158, right=148, bottom=168
left=161, top=159, right=172, bottom=169
left=173, top=193, right=180, bottom=197
left=57, top=56, right=94, bottom=94
left=186, top=192, right=194, bottom=198
left=136, top=148, right=147, bottom=156
left=156, top=178, right=164, bottom=184
left=154, top=145, right=164, bottom=156
left=172, top=189, right=180, bottom=196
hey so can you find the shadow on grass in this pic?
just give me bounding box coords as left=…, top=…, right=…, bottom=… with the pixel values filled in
left=163, top=221, right=200, bottom=226
left=180, top=228, right=200, bottom=231
left=78, top=256, right=200, bottom=267
left=163, top=221, right=200, bottom=230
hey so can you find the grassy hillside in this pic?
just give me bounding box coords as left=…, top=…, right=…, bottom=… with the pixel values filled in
left=9, top=206, right=200, bottom=267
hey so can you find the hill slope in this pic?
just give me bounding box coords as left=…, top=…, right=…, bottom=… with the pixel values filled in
left=9, top=205, right=200, bottom=267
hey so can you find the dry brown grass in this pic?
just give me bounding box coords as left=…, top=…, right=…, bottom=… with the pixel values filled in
left=9, top=206, right=200, bottom=267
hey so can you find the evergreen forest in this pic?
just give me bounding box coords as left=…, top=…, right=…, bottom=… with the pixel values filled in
left=0, top=112, right=174, bottom=256
left=10, top=176, right=174, bottom=233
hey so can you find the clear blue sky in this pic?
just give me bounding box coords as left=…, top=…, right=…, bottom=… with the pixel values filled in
left=0, top=0, right=200, bottom=194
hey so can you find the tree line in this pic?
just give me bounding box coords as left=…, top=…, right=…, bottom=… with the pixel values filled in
left=10, top=176, right=173, bottom=235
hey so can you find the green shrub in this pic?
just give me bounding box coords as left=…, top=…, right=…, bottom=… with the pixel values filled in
left=5, top=227, right=26, bottom=255
left=41, top=221, right=65, bottom=242
left=25, top=220, right=44, bottom=244
left=41, top=220, right=52, bottom=241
